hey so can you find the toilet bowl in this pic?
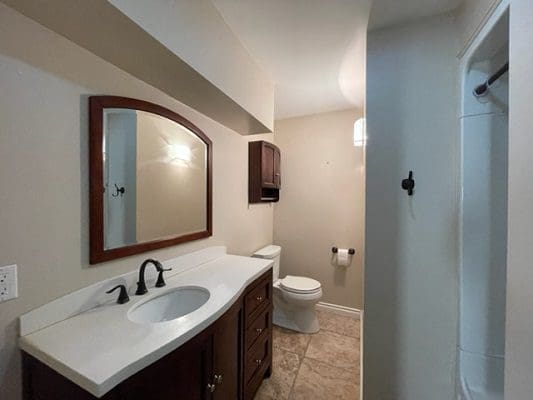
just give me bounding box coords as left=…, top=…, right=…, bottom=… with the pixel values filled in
left=252, top=245, right=322, bottom=333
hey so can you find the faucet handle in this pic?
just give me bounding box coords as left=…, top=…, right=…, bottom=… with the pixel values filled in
left=155, top=267, right=172, bottom=288
left=106, top=285, right=130, bottom=304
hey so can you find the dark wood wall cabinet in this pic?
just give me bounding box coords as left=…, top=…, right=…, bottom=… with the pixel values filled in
left=22, top=269, right=273, bottom=400
left=248, top=141, right=281, bottom=203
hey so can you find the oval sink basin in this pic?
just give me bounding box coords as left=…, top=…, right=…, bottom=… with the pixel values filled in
left=128, top=286, right=210, bottom=324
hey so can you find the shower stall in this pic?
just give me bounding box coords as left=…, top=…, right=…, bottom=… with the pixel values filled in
left=459, top=4, right=509, bottom=400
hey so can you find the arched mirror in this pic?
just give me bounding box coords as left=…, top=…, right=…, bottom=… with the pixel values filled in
left=89, top=96, right=212, bottom=264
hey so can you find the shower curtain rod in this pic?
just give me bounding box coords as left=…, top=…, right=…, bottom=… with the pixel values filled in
left=473, top=62, right=509, bottom=97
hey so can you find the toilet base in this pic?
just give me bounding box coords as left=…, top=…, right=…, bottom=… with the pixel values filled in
left=273, top=302, right=320, bottom=334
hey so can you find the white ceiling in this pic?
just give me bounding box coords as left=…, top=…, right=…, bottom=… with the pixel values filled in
left=212, top=0, right=463, bottom=121
left=212, top=0, right=371, bottom=120
left=369, top=0, right=463, bottom=30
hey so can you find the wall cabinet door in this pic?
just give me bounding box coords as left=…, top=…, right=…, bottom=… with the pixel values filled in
left=273, top=148, right=281, bottom=188
left=249, top=141, right=281, bottom=202
left=261, top=143, right=277, bottom=188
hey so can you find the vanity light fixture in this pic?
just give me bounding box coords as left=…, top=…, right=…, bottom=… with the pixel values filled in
left=353, top=117, right=366, bottom=147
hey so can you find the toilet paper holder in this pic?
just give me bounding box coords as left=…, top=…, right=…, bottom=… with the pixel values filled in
left=332, top=247, right=355, bottom=255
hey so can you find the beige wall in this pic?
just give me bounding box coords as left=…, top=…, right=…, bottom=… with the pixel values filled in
left=1, top=0, right=273, bottom=135
left=0, top=5, right=273, bottom=399
left=364, top=15, right=459, bottom=399
left=273, top=109, right=364, bottom=309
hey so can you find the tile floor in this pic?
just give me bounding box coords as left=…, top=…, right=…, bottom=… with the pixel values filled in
left=255, top=309, right=361, bottom=400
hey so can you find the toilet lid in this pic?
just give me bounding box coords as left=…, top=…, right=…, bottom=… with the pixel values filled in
left=280, top=275, right=321, bottom=294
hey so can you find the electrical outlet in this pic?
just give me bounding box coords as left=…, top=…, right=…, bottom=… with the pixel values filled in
left=0, top=264, right=18, bottom=302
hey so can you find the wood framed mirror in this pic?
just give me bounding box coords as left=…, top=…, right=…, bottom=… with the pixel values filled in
left=89, top=96, right=212, bottom=264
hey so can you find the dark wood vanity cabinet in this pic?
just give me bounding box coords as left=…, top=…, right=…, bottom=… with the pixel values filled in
left=22, top=269, right=273, bottom=400
left=118, top=332, right=213, bottom=400
left=249, top=141, right=281, bottom=203
left=212, top=300, right=241, bottom=400
left=243, top=273, right=273, bottom=399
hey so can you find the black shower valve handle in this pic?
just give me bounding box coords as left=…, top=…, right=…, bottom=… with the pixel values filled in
left=401, top=171, right=415, bottom=196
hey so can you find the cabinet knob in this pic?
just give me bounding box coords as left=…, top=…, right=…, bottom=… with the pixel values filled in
left=255, top=359, right=263, bottom=365
left=214, top=374, right=223, bottom=384
left=256, top=296, right=264, bottom=302
left=207, top=383, right=216, bottom=393
left=255, top=328, right=263, bottom=334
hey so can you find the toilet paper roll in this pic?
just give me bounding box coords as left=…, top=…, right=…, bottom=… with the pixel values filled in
left=336, top=249, right=350, bottom=266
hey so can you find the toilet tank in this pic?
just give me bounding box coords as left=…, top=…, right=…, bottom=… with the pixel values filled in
left=252, top=245, right=281, bottom=281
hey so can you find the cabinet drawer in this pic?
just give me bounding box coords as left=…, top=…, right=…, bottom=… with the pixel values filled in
left=245, top=333, right=270, bottom=384
left=245, top=277, right=271, bottom=323
left=245, top=307, right=271, bottom=350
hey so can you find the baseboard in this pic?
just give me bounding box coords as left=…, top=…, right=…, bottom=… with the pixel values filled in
left=316, top=302, right=361, bottom=319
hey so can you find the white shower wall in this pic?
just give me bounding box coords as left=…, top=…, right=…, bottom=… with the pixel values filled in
left=461, top=113, right=507, bottom=397
left=459, top=11, right=508, bottom=398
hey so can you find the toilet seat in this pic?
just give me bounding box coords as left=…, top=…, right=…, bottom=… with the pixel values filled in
left=279, top=275, right=321, bottom=294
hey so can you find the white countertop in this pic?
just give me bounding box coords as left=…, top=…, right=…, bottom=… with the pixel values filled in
left=19, top=253, right=273, bottom=397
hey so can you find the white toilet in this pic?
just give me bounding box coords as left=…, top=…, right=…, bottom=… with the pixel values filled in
left=252, top=245, right=322, bottom=333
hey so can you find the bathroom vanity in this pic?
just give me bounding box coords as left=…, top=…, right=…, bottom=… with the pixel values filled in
left=20, top=248, right=273, bottom=400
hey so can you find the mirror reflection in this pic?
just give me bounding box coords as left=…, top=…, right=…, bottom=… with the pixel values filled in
left=103, top=108, right=207, bottom=250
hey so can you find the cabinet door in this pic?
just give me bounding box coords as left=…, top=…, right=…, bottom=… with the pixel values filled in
left=273, top=148, right=281, bottom=188
left=261, top=144, right=276, bottom=188
left=119, top=334, right=213, bottom=400
left=213, top=306, right=242, bottom=400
